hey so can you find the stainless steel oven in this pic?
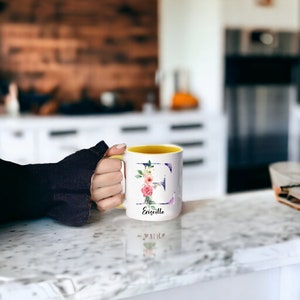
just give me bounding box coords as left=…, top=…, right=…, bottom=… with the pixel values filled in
left=225, top=29, right=299, bottom=192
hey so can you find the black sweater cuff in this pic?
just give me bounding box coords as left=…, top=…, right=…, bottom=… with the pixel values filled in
left=0, top=141, right=108, bottom=226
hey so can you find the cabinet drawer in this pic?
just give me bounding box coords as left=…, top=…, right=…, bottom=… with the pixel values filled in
left=38, top=129, right=85, bottom=163
left=0, top=129, right=37, bottom=164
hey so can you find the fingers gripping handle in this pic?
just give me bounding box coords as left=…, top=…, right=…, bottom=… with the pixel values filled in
left=110, top=155, right=126, bottom=209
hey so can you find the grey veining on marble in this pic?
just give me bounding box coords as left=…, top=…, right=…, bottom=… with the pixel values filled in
left=1, top=189, right=300, bottom=299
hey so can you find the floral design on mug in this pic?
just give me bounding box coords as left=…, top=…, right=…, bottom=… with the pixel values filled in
left=143, top=242, right=156, bottom=257
left=135, top=160, right=167, bottom=210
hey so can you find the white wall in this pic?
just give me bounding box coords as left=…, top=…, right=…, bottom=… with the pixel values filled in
left=158, top=0, right=224, bottom=113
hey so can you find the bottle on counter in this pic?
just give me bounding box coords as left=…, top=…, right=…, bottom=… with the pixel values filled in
left=142, top=92, right=156, bottom=114
left=171, top=69, right=199, bottom=110
left=5, top=82, right=20, bottom=116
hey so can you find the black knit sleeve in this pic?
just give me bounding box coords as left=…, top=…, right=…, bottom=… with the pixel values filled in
left=0, top=141, right=108, bottom=226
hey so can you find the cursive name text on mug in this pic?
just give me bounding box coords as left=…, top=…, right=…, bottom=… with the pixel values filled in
left=142, top=207, right=165, bottom=215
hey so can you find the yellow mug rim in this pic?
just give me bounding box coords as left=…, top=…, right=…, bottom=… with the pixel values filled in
left=127, top=144, right=183, bottom=154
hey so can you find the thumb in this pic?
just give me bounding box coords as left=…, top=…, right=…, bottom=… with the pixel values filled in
left=105, top=143, right=127, bottom=157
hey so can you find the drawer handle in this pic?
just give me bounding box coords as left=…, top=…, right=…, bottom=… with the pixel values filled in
left=13, top=131, right=24, bottom=137
left=171, top=123, right=203, bottom=130
left=121, top=126, right=148, bottom=132
left=49, top=130, right=78, bottom=137
left=174, top=141, right=204, bottom=147
left=183, top=159, right=204, bottom=166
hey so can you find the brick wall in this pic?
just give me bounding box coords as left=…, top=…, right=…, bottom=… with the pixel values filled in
left=0, top=0, right=158, bottom=112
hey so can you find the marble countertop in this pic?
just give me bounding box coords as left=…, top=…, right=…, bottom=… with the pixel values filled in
left=1, top=189, right=300, bottom=299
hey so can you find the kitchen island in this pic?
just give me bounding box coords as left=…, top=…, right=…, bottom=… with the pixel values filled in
left=1, top=189, right=300, bottom=299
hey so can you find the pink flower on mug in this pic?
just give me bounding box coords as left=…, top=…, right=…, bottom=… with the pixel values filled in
left=144, top=174, right=153, bottom=185
left=141, top=184, right=153, bottom=197
left=136, top=160, right=166, bottom=209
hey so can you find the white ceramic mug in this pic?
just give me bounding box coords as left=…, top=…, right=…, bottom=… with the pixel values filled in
left=115, top=144, right=183, bottom=221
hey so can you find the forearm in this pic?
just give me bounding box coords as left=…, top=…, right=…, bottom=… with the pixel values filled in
left=0, top=141, right=109, bottom=226
left=0, top=159, right=52, bottom=224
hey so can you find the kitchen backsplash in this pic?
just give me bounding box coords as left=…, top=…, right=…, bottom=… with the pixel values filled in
left=0, top=0, right=158, bottom=112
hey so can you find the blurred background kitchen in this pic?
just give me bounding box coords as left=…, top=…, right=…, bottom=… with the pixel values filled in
left=0, top=0, right=299, bottom=199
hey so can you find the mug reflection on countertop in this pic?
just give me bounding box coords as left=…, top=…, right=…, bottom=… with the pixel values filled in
left=115, top=216, right=182, bottom=259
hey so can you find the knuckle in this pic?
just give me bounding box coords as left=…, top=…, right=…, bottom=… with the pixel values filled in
left=97, top=201, right=108, bottom=211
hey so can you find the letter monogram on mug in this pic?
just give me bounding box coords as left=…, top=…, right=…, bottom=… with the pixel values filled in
left=114, top=144, right=183, bottom=221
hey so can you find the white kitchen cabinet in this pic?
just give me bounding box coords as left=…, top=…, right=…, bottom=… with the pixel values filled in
left=0, top=129, right=37, bottom=164
left=0, top=111, right=227, bottom=200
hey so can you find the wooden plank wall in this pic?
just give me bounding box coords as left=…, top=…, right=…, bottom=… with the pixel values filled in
left=0, top=0, right=158, bottom=111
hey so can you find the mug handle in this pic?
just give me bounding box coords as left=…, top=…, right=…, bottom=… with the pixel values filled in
left=110, top=154, right=126, bottom=209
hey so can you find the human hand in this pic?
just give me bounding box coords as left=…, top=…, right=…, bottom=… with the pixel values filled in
left=90, top=143, right=126, bottom=211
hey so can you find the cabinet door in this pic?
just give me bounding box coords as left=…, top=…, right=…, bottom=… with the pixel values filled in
left=81, top=127, right=120, bottom=148
left=166, top=114, right=227, bottom=200
left=37, top=128, right=85, bottom=163
left=117, top=123, right=153, bottom=146
left=0, top=129, right=38, bottom=164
